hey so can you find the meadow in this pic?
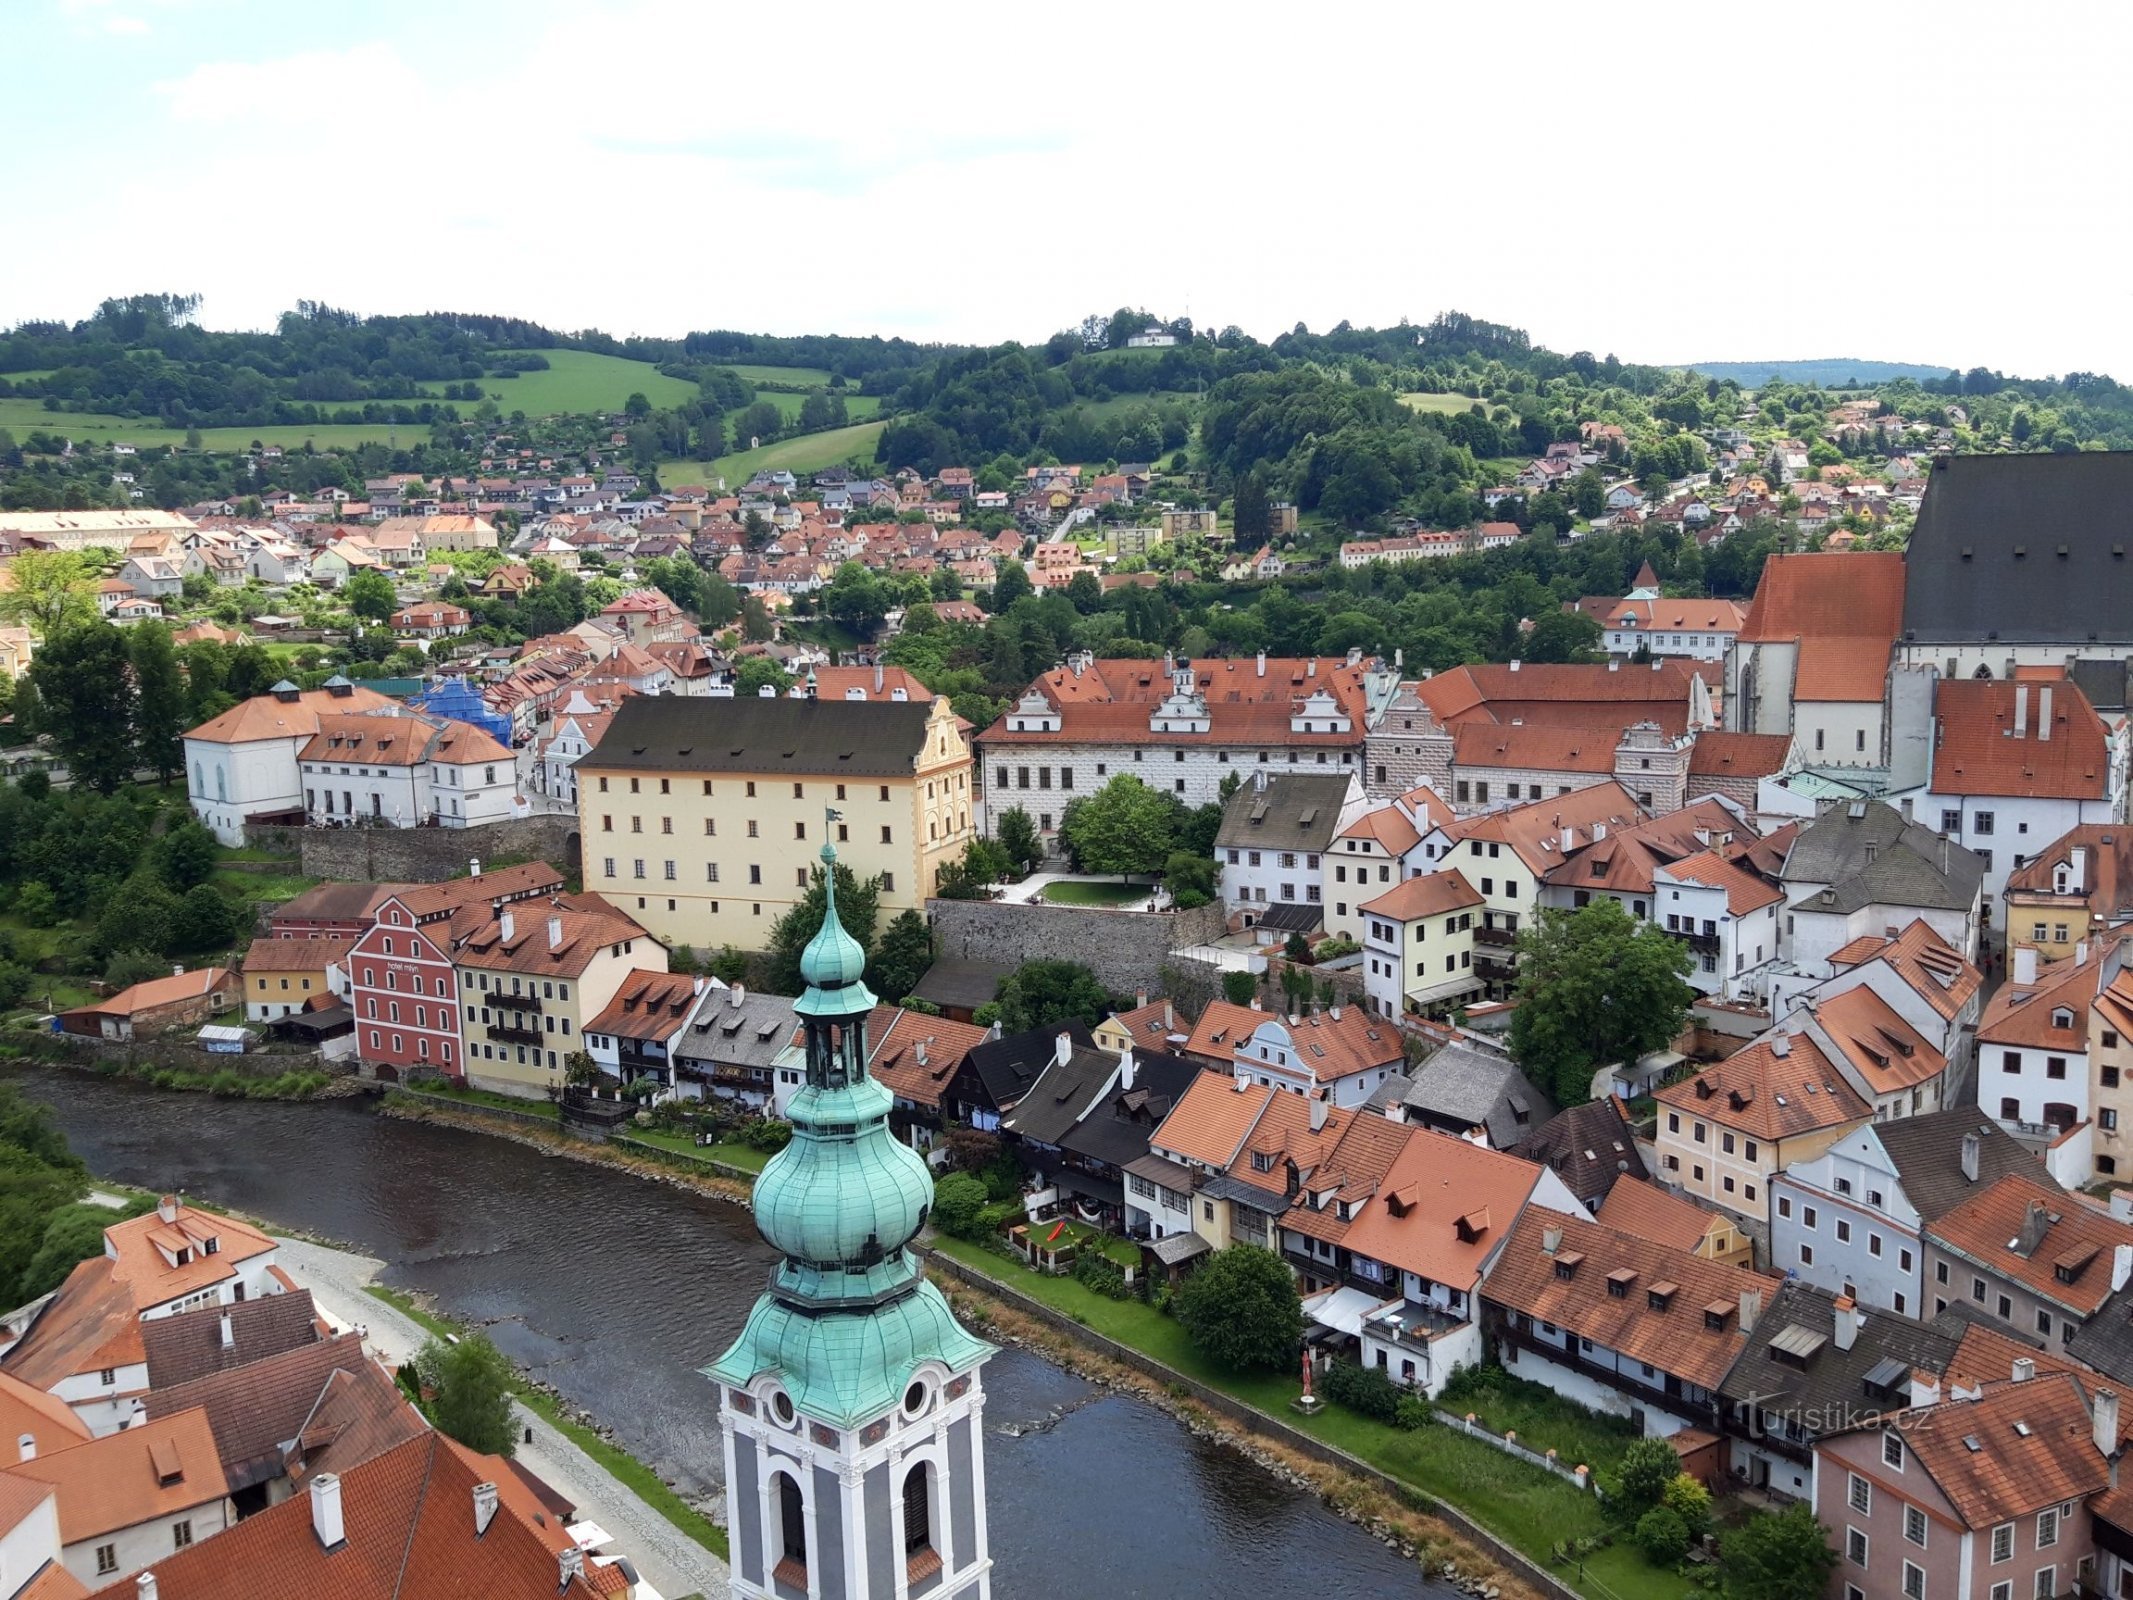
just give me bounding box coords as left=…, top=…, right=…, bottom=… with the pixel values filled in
left=661, top=419, right=887, bottom=489
left=476, top=349, right=700, bottom=415
left=1399, top=391, right=1484, bottom=415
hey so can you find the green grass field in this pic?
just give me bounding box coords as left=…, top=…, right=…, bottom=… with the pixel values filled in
left=661, top=419, right=886, bottom=489
left=1058, top=390, right=1202, bottom=423
left=0, top=401, right=443, bottom=454
left=1039, top=880, right=1153, bottom=907
left=479, top=349, right=700, bottom=416
left=717, top=364, right=835, bottom=387
left=1400, top=391, right=1484, bottom=415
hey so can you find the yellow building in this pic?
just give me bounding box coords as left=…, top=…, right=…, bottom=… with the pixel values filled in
left=1101, top=524, right=1167, bottom=560
left=1653, top=1032, right=1873, bottom=1228
left=577, top=694, right=975, bottom=950
left=240, top=935, right=353, bottom=1023
left=1359, top=871, right=1485, bottom=1018
left=2005, top=825, right=2133, bottom=970
left=1160, top=508, right=1221, bottom=545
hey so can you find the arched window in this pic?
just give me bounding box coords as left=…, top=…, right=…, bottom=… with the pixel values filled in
left=902, top=1461, right=938, bottom=1575
left=192, top=761, right=203, bottom=794
left=1973, top=662, right=1994, bottom=679
left=773, top=1471, right=807, bottom=1584
left=214, top=766, right=227, bottom=802
left=382, top=936, right=394, bottom=956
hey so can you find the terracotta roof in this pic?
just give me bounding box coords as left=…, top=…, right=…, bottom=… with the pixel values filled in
left=1595, top=1180, right=1724, bottom=1253
left=1397, top=785, right=1455, bottom=833
left=1979, top=940, right=2110, bottom=1051
left=1337, top=805, right=1422, bottom=858
left=1353, top=868, right=1481, bottom=927
left=0, top=1369, right=92, bottom=1459
left=184, top=684, right=399, bottom=745
left=3, top=1406, right=228, bottom=1545
left=2008, top=824, right=2133, bottom=924
left=64, top=967, right=233, bottom=1020
left=1871, top=1373, right=2106, bottom=1527
left=141, top=1290, right=323, bottom=1389
left=288, top=1360, right=432, bottom=1484
left=1792, top=636, right=1892, bottom=703
left=242, top=936, right=356, bottom=974
left=0, top=1258, right=144, bottom=1391
left=1928, top=1173, right=2133, bottom=1318
left=1483, top=1206, right=1774, bottom=1389
left=299, top=712, right=511, bottom=769
left=81, top=1431, right=612, bottom=1600
left=804, top=666, right=936, bottom=702
left=1336, top=1130, right=1544, bottom=1292
left=1248, top=1008, right=1403, bottom=1083
left=866, top=1007, right=990, bottom=1110
left=1737, top=551, right=1906, bottom=643
left=1655, top=1034, right=1872, bottom=1142
left=583, top=969, right=700, bottom=1041
left=1180, top=1001, right=1267, bottom=1066
left=1434, top=781, right=1648, bottom=876
left=448, top=895, right=650, bottom=980
left=1659, top=848, right=1783, bottom=917
left=1542, top=797, right=1751, bottom=899
left=1832, top=919, right=1982, bottom=1022
left=17, top=1559, right=88, bottom=1600
left=1941, top=1316, right=2087, bottom=1393
left=1451, top=721, right=1617, bottom=774
left=1929, top=678, right=2111, bottom=800
left=1811, top=983, right=1945, bottom=1094
left=1686, top=731, right=1794, bottom=779
left=392, top=863, right=564, bottom=922
left=1415, top=661, right=1712, bottom=734
left=1152, top=1073, right=1280, bottom=1170
left=982, top=656, right=1373, bottom=747
left=103, top=1201, right=276, bottom=1312
left=144, top=1334, right=370, bottom=1483
left=1106, top=997, right=1185, bottom=1049
left=1266, top=1103, right=1410, bottom=1244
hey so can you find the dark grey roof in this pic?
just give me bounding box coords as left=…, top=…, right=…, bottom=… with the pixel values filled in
left=1004, top=1045, right=1127, bottom=1147
left=141, top=1289, right=321, bottom=1389
left=144, top=1332, right=369, bottom=1488
left=1199, top=1171, right=1289, bottom=1212
left=1215, top=774, right=1356, bottom=854
left=1254, top=903, right=1324, bottom=934
left=582, top=694, right=937, bottom=777
left=2060, top=1285, right=2133, bottom=1384
left=2068, top=657, right=2133, bottom=716
left=1402, top=1040, right=1556, bottom=1148
left=964, top=1022, right=1092, bottom=1115
left=1874, top=1111, right=2063, bottom=1224
left=1903, top=452, right=2133, bottom=645
left=1509, top=1099, right=1650, bottom=1208
left=1718, top=1281, right=1959, bottom=1437
left=909, top=959, right=1012, bottom=1011
left=1781, top=800, right=1986, bottom=913
left=1150, top=1232, right=1211, bottom=1265
left=673, top=988, right=796, bottom=1070
left=1060, top=1054, right=1204, bottom=1169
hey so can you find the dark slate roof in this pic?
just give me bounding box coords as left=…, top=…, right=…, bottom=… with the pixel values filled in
left=672, top=988, right=796, bottom=1070
left=908, top=959, right=1012, bottom=1011
left=1214, top=774, right=1356, bottom=855
left=1059, top=1054, right=1205, bottom=1168
left=1903, top=452, right=2133, bottom=645
left=965, top=1022, right=1093, bottom=1117
left=2060, top=1284, right=2133, bottom=1385
left=1781, top=801, right=1987, bottom=913
left=1717, top=1281, right=1959, bottom=1437
left=1874, top=1110, right=2059, bottom=1224
left=2068, top=657, right=2133, bottom=717
left=1509, top=1099, right=1650, bottom=1209
left=1402, top=1040, right=1556, bottom=1148
left=1001, top=1046, right=1120, bottom=1147
left=1254, top=902, right=1324, bottom=933
left=144, top=1332, right=369, bottom=1489
left=1199, top=1171, right=1289, bottom=1212
left=141, top=1289, right=322, bottom=1390
left=581, top=694, right=937, bottom=777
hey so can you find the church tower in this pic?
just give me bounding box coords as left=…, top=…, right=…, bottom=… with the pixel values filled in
left=709, top=836, right=995, bottom=1600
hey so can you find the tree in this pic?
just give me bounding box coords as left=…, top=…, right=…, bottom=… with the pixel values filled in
left=1163, top=851, right=1216, bottom=909
left=1722, top=1504, right=1837, bottom=1600
left=28, top=625, right=137, bottom=793
left=20, top=1204, right=113, bottom=1301
left=0, top=552, right=99, bottom=638
left=1518, top=610, right=1601, bottom=664
left=96, top=880, right=179, bottom=959
left=344, top=569, right=397, bottom=624
left=1614, top=1435, right=1682, bottom=1515
left=1231, top=470, right=1271, bottom=548
left=415, top=1333, right=518, bottom=1458
left=1174, top=1244, right=1303, bottom=1373
left=994, top=807, right=1043, bottom=875
left=766, top=864, right=882, bottom=994
left=103, top=949, right=169, bottom=989
left=128, top=623, right=187, bottom=781
left=1507, top=899, right=1694, bottom=1106
left=1059, top=776, right=1174, bottom=878
left=734, top=656, right=792, bottom=697
left=868, top=909, right=934, bottom=1003
left=931, top=1172, right=987, bottom=1239
left=623, top=391, right=652, bottom=419
left=1221, top=969, right=1257, bottom=1006
left=823, top=562, right=890, bottom=632
left=995, top=959, right=1110, bottom=1034
left=171, top=885, right=238, bottom=953
left=1635, top=1507, right=1690, bottom=1566
left=989, top=561, right=1032, bottom=611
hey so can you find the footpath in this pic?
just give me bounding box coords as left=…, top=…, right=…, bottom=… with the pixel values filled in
left=274, top=1235, right=730, bottom=1600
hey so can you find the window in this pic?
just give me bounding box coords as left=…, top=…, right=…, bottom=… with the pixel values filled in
left=1903, top=1562, right=1925, bottom=1600
left=174, top=1518, right=194, bottom=1548
left=1849, top=1474, right=1872, bottom=1515
left=775, top=1471, right=807, bottom=1581
left=1777, top=1195, right=1792, bottom=1219
left=1993, top=1522, right=2015, bottom=1563
left=96, top=1545, right=118, bottom=1576
left=1883, top=1432, right=1905, bottom=1470
left=1848, top=1527, right=1868, bottom=1567
left=1991, top=1586, right=2012, bottom=1600
left=2033, top=1572, right=2055, bottom=1600
left=2037, top=1508, right=2059, bottom=1548
left=1904, top=1506, right=1927, bottom=1548
left=903, top=1463, right=936, bottom=1564
left=1974, top=811, right=1995, bottom=836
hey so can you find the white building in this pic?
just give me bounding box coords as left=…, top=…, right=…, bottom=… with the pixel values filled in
left=538, top=690, right=615, bottom=806
left=1229, top=1007, right=1405, bottom=1110
left=1777, top=801, right=1987, bottom=975
left=1214, top=770, right=1367, bottom=923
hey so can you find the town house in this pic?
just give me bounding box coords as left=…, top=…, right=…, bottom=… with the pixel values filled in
left=1214, top=771, right=1368, bottom=925
left=1725, top=551, right=1905, bottom=765
left=864, top=1007, right=992, bottom=1151
left=582, top=968, right=705, bottom=1095
left=239, top=935, right=353, bottom=1022
left=2007, top=825, right=2133, bottom=974
left=1778, top=801, right=1988, bottom=975
left=1320, top=785, right=1450, bottom=947
left=1358, top=871, right=1484, bottom=1018
left=669, top=983, right=802, bottom=1113
left=1977, top=940, right=2118, bottom=1185
left=1925, top=1170, right=2133, bottom=1350
left=1227, top=1005, right=1404, bottom=1111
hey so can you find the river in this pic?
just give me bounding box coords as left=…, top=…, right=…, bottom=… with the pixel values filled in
left=9, top=1066, right=1436, bottom=1600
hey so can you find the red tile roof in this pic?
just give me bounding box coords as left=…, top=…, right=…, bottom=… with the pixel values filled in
left=1451, top=722, right=1617, bottom=774
left=1656, top=1034, right=1872, bottom=1142
left=1737, top=551, right=1905, bottom=643
left=1686, top=730, right=1794, bottom=779
left=1928, top=1172, right=2133, bottom=1317
left=866, top=1006, right=991, bottom=1110
left=4, top=1406, right=228, bottom=1546
left=1930, top=678, right=2111, bottom=800
left=1869, top=1373, right=2106, bottom=1527
left=1336, top=1131, right=1544, bottom=1292
left=1595, top=1179, right=1727, bottom=1253
left=1360, top=870, right=1484, bottom=923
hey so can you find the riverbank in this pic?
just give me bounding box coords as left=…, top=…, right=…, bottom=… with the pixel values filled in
left=268, top=1234, right=730, bottom=1600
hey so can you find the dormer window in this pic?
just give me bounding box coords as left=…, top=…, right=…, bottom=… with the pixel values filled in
left=2051, top=1008, right=2075, bottom=1029
left=1252, top=1151, right=1274, bottom=1174
left=1647, top=1282, right=1677, bottom=1311
left=1553, top=1250, right=1584, bottom=1281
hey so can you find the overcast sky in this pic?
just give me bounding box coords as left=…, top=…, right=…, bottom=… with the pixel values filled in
left=10, top=0, right=2129, bottom=377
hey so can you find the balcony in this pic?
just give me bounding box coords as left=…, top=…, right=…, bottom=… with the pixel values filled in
left=1667, top=928, right=1721, bottom=954
left=486, top=1023, right=545, bottom=1047
left=482, top=989, right=543, bottom=1012
left=1473, top=924, right=1518, bottom=948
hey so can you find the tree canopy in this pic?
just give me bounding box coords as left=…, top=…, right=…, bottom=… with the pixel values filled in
left=1506, top=898, right=1694, bottom=1106
left=1173, top=1244, right=1304, bottom=1372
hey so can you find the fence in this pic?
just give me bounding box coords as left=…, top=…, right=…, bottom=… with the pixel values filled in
left=1432, top=1409, right=1599, bottom=1495
left=920, top=1246, right=1587, bottom=1600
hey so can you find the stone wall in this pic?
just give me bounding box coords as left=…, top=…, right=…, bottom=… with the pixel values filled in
left=246, top=816, right=581, bottom=883
left=926, top=898, right=1228, bottom=995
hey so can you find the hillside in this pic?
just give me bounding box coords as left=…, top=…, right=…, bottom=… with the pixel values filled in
left=1685, top=358, right=1953, bottom=388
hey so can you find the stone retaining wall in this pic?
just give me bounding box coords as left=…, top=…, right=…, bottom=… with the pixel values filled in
left=920, top=1246, right=1583, bottom=1600
left=246, top=815, right=580, bottom=883
left=925, top=899, right=1228, bottom=995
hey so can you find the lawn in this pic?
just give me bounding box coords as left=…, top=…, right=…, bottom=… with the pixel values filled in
left=392, top=1082, right=561, bottom=1121
left=210, top=865, right=322, bottom=903
left=928, top=1235, right=1686, bottom=1600
left=0, top=401, right=445, bottom=454
left=1060, top=389, right=1204, bottom=423
left=661, top=419, right=886, bottom=490
left=1039, top=879, right=1154, bottom=908
left=1400, top=391, right=1484, bottom=416
left=622, top=1126, right=770, bottom=1173
left=718, top=364, right=836, bottom=388
left=1440, top=1367, right=1641, bottom=1475
left=478, top=350, right=700, bottom=416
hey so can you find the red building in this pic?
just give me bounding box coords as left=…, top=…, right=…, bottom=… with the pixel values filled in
left=347, top=862, right=562, bottom=1081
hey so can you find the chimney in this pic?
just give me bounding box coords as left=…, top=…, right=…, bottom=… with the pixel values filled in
left=1909, top=1368, right=1942, bottom=1407
left=1330, top=1003, right=1343, bottom=1022
left=2017, top=1199, right=2052, bottom=1256
left=875, top=660, right=884, bottom=694
left=171, top=963, right=185, bottom=978
left=2014, top=944, right=2038, bottom=985
left=1770, top=1034, right=1791, bottom=1059
left=547, top=915, right=563, bottom=951
left=1309, top=1097, right=1329, bottom=1132
left=499, top=908, right=515, bottom=944
left=1256, top=650, right=1267, bottom=678
left=1562, top=824, right=1575, bottom=853
left=559, top=1549, right=585, bottom=1587
left=2098, top=1388, right=2121, bottom=1457
left=1055, top=1031, right=1073, bottom=1068
left=137, top=1576, right=157, bottom=1600
left=1163, top=1000, right=1174, bottom=1030
left=2015, top=684, right=2029, bottom=738
left=1961, top=1132, right=1981, bottom=1183
left=1833, top=1295, right=1860, bottom=1352
left=1739, top=1289, right=1761, bottom=1334
left=2014, top=1356, right=2038, bottom=1384
left=1135, top=988, right=1148, bottom=1010
left=16, top=1433, right=33, bottom=1463
left=1542, top=1225, right=1563, bottom=1255
left=473, top=1480, right=499, bottom=1536
left=730, top=983, right=745, bottom=1007
left=2041, top=686, right=2054, bottom=742
left=915, top=1038, right=929, bottom=1067
left=157, top=1195, right=178, bottom=1224
left=310, top=1471, right=346, bottom=1548
left=2116, top=1242, right=2133, bottom=1293
left=1117, top=1045, right=1135, bottom=1093
left=218, top=1311, right=233, bottom=1350
left=1307, top=659, right=1317, bottom=678
left=470, top=857, right=482, bottom=879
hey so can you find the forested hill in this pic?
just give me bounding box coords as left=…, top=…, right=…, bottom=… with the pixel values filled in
left=1686, top=359, right=1953, bottom=387
left=0, top=294, right=959, bottom=428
